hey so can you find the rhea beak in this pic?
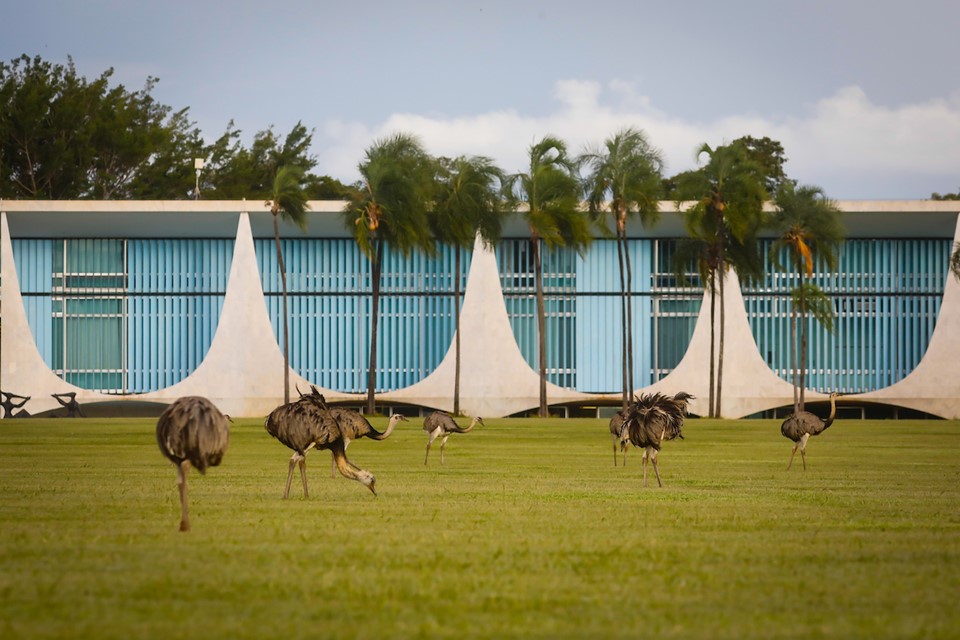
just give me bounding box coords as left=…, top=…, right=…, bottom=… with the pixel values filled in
left=368, top=480, right=377, bottom=497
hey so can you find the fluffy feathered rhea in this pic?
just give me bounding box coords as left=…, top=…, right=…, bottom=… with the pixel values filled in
left=622, top=392, right=693, bottom=487
left=156, top=396, right=230, bottom=532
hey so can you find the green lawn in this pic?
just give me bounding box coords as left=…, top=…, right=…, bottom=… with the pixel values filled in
left=0, top=415, right=957, bottom=639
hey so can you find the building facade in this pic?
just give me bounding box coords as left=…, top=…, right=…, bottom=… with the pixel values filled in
left=2, top=199, right=959, bottom=418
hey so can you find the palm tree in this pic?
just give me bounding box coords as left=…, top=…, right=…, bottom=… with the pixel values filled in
left=430, top=155, right=506, bottom=415
left=266, top=165, right=309, bottom=404
left=581, top=127, right=664, bottom=409
left=769, top=182, right=844, bottom=412
left=504, top=136, right=592, bottom=417
left=672, top=142, right=766, bottom=418
left=343, top=133, right=435, bottom=414
left=950, top=243, right=960, bottom=282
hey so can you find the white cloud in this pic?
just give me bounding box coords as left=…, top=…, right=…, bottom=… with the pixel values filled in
left=315, top=81, right=960, bottom=198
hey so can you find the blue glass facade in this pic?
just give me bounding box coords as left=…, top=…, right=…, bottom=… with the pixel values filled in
left=745, top=239, right=949, bottom=394
left=10, top=233, right=949, bottom=397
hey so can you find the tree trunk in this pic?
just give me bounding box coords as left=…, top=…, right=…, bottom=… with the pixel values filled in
left=366, top=239, right=383, bottom=415
left=624, top=227, right=635, bottom=402
left=533, top=235, right=548, bottom=417
left=616, top=227, right=629, bottom=410
left=716, top=263, right=726, bottom=418
left=798, top=270, right=807, bottom=412
left=273, top=214, right=290, bottom=405
left=453, top=246, right=462, bottom=415
left=791, top=292, right=799, bottom=414
left=708, top=269, right=717, bottom=419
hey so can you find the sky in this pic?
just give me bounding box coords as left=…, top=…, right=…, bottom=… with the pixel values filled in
left=4, top=0, right=959, bottom=199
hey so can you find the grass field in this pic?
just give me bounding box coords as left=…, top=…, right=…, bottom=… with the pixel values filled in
left=0, top=415, right=958, bottom=639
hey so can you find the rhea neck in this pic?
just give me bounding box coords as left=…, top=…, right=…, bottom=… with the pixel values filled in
left=822, top=393, right=838, bottom=429
left=461, top=417, right=481, bottom=433
left=368, top=414, right=405, bottom=441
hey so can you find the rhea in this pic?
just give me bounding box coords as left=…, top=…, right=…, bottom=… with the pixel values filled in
left=264, top=388, right=377, bottom=498
left=156, top=396, right=230, bottom=532
left=622, top=392, right=693, bottom=487
left=423, top=411, right=483, bottom=465
left=780, top=392, right=839, bottom=470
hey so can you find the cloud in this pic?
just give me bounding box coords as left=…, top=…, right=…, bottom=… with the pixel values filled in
left=315, top=80, right=960, bottom=199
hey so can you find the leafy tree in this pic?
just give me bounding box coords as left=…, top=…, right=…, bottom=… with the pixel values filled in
left=951, top=243, right=960, bottom=282
left=344, top=133, right=436, bottom=414
left=581, top=127, right=664, bottom=409
left=430, top=155, right=506, bottom=414
left=0, top=54, right=210, bottom=199
left=266, top=166, right=310, bottom=404
left=504, top=136, right=592, bottom=417
left=734, top=135, right=792, bottom=196
left=931, top=188, right=960, bottom=201
left=209, top=122, right=317, bottom=199
left=768, top=183, right=844, bottom=412
left=671, top=141, right=767, bottom=418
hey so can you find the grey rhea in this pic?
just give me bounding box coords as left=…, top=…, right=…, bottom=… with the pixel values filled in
left=423, top=411, right=483, bottom=465
left=623, top=392, right=693, bottom=487
left=156, top=396, right=230, bottom=532
left=780, top=392, right=839, bottom=470
left=264, top=388, right=377, bottom=498
left=326, top=409, right=406, bottom=477
left=609, top=409, right=629, bottom=466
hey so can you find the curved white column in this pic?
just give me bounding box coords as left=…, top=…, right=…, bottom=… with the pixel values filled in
left=1, top=212, right=109, bottom=415
left=384, top=233, right=595, bottom=417
left=149, top=211, right=358, bottom=415
left=637, top=269, right=799, bottom=418
left=854, top=213, right=960, bottom=418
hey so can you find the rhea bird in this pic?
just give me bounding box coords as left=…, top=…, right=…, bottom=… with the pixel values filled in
left=622, top=391, right=693, bottom=487
left=326, top=408, right=407, bottom=477
left=609, top=409, right=629, bottom=466
left=780, top=392, right=840, bottom=470
left=423, top=411, right=483, bottom=465
left=264, top=387, right=377, bottom=498
left=156, top=396, right=230, bottom=532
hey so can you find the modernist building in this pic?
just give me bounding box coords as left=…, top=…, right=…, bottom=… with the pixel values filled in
left=2, top=199, right=959, bottom=419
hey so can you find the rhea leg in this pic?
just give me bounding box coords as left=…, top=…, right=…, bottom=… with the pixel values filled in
left=787, top=443, right=798, bottom=470
left=440, top=435, right=450, bottom=465
left=425, top=429, right=440, bottom=465
left=649, top=449, right=663, bottom=488
left=284, top=453, right=301, bottom=499
left=641, top=450, right=649, bottom=487
left=177, top=460, right=191, bottom=532
left=799, top=433, right=810, bottom=471
left=612, top=433, right=618, bottom=466
left=298, top=457, right=309, bottom=498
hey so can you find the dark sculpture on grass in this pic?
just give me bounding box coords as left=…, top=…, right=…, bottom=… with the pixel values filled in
left=264, top=386, right=377, bottom=498
left=423, top=411, right=483, bottom=465
left=780, top=392, right=839, bottom=471
left=156, top=396, right=231, bottom=532
left=622, top=392, right=694, bottom=487
left=51, top=392, right=85, bottom=418
left=1, top=391, right=31, bottom=418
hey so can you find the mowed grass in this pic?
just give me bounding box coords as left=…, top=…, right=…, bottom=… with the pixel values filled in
left=1, top=415, right=958, bottom=639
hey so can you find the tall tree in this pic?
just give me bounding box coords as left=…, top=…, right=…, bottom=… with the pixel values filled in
left=734, top=135, right=792, bottom=197
left=581, top=127, right=664, bottom=408
left=769, top=183, right=844, bottom=411
left=430, top=155, right=506, bottom=414
left=504, top=136, right=592, bottom=417
left=266, top=165, right=310, bottom=404
left=672, top=141, right=767, bottom=417
left=951, top=242, right=960, bottom=282
left=344, top=133, right=436, bottom=414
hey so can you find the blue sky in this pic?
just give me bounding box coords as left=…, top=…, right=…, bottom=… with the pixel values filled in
left=4, top=0, right=959, bottom=198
